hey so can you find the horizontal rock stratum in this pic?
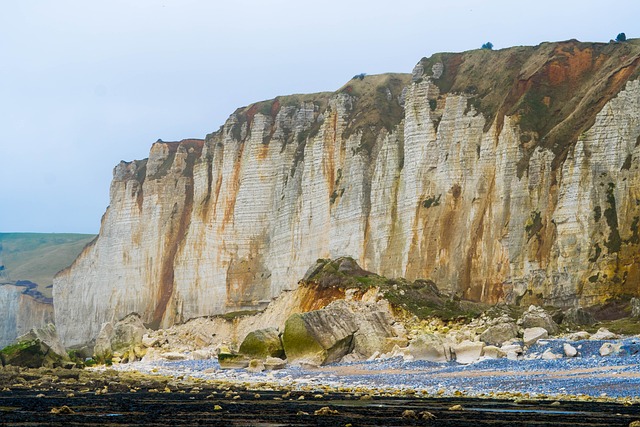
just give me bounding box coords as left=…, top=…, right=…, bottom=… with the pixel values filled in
left=54, top=39, right=640, bottom=347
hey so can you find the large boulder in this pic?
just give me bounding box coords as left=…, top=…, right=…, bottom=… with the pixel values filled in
left=541, top=349, right=562, bottom=360
left=281, top=298, right=399, bottom=365
left=264, top=356, right=286, bottom=370
left=0, top=324, right=69, bottom=368
left=591, top=327, right=618, bottom=340
left=405, top=333, right=451, bottom=362
left=520, top=306, right=558, bottom=334
left=93, top=313, right=147, bottom=363
left=453, top=340, right=484, bottom=364
left=479, top=322, right=518, bottom=346
left=501, top=343, right=523, bottom=360
left=239, top=328, right=284, bottom=359
left=563, top=343, right=578, bottom=357
left=350, top=305, right=399, bottom=358
left=282, top=301, right=358, bottom=365
left=599, top=342, right=622, bottom=357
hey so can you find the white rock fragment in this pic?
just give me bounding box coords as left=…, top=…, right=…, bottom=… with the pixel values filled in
left=453, top=340, right=484, bottom=364
left=523, top=327, right=548, bottom=346
left=264, top=357, right=286, bottom=370
left=482, top=346, right=505, bottom=359
left=161, top=352, right=187, bottom=361
left=406, top=334, right=451, bottom=362
left=541, top=349, right=562, bottom=360
left=591, top=328, right=618, bottom=340
left=566, top=331, right=591, bottom=341
left=142, top=334, right=160, bottom=348
left=599, top=342, right=622, bottom=357
left=501, top=344, right=523, bottom=360
left=191, top=349, right=215, bottom=360
left=563, top=343, right=578, bottom=357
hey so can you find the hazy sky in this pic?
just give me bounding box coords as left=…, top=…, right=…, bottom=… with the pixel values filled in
left=1, top=1, right=637, bottom=233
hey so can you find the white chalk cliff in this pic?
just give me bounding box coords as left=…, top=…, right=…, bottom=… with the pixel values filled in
left=54, top=40, right=640, bottom=347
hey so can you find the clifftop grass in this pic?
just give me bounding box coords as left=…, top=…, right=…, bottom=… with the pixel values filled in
left=0, top=233, right=96, bottom=298
left=215, top=73, right=410, bottom=160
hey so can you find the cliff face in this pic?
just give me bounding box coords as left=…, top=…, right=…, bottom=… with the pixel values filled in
left=54, top=40, right=640, bottom=347
left=0, top=284, right=54, bottom=348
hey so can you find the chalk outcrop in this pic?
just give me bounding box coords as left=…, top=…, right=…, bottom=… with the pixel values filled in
left=0, top=284, right=54, bottom=349
left=54, top=40, right=640, bottom=348
left=93, top=313, right=147, bottom=363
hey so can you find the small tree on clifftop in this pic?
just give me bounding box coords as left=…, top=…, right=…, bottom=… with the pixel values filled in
left=616, top=33, right=627, bottom=42
left=481, top=42, right=494, bottom=50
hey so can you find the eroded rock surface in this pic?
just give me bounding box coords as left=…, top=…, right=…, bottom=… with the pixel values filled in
left=93, top=314, right=147, bottom=363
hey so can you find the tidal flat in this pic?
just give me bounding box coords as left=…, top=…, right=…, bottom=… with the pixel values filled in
left=2, top=389, right=640, bottom=426
left=3, top=337, right=640, bottom=426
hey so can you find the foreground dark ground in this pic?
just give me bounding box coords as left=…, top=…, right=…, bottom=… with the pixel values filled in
left=2, top=388, right=640, bottom=427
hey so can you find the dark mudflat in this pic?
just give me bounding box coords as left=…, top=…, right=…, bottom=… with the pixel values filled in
left=1, top=389, right=640, bottom=426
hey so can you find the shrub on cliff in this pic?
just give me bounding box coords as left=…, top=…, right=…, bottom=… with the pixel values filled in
left=616, top=32, right=627, bottom=42
left=481, top=42, right=493, bottom=50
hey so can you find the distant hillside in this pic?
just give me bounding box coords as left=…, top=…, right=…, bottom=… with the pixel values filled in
left=0, top=233, right=96, bottom=298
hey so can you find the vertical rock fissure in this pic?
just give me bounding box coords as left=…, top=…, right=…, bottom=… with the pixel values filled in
left=151, top=155, right=197, bottom=329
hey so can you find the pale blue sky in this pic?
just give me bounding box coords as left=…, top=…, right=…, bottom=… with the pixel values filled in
left=1, top=0, right=637, bottom=233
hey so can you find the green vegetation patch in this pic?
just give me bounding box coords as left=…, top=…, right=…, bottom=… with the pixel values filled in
left=220, top=310, right=261, bottom=321
left=604, top=183, right=621, bottom=253
left=303, top=258, right=487, bottom=321
left=525, top=211, right=543, bottom=241
left=148, top=149, right=177, bottom=180
left=422, top=195, right=441, bottom=208
left=594, top=317, right=640, bottom=335
left=0, top=233, right=96, bottom=298
left=589, top=244, right=602, bottom=263
left=419, top=40, right=640, bottom=170
left=339, top=74, right=410, bottom=156
left=0, top=340, right=38, bottom=357
left=629, top=216, right=640, bottom=244
left=593, top=206, right=602, bottom=222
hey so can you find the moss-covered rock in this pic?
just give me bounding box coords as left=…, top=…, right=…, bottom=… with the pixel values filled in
left=217, top=351, right=250, bottom=369
left=282, top=301, right=357, bottom=366
left=0, top=324, right=69, bottom=368
left=302, top=257, right=486, bottom=321
left=281, top=314, right=327, bottom=365
left=239, top=328, right=284, bottom=359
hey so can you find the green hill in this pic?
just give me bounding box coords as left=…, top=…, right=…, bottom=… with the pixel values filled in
left=0, top=233, right=96, bottom=298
